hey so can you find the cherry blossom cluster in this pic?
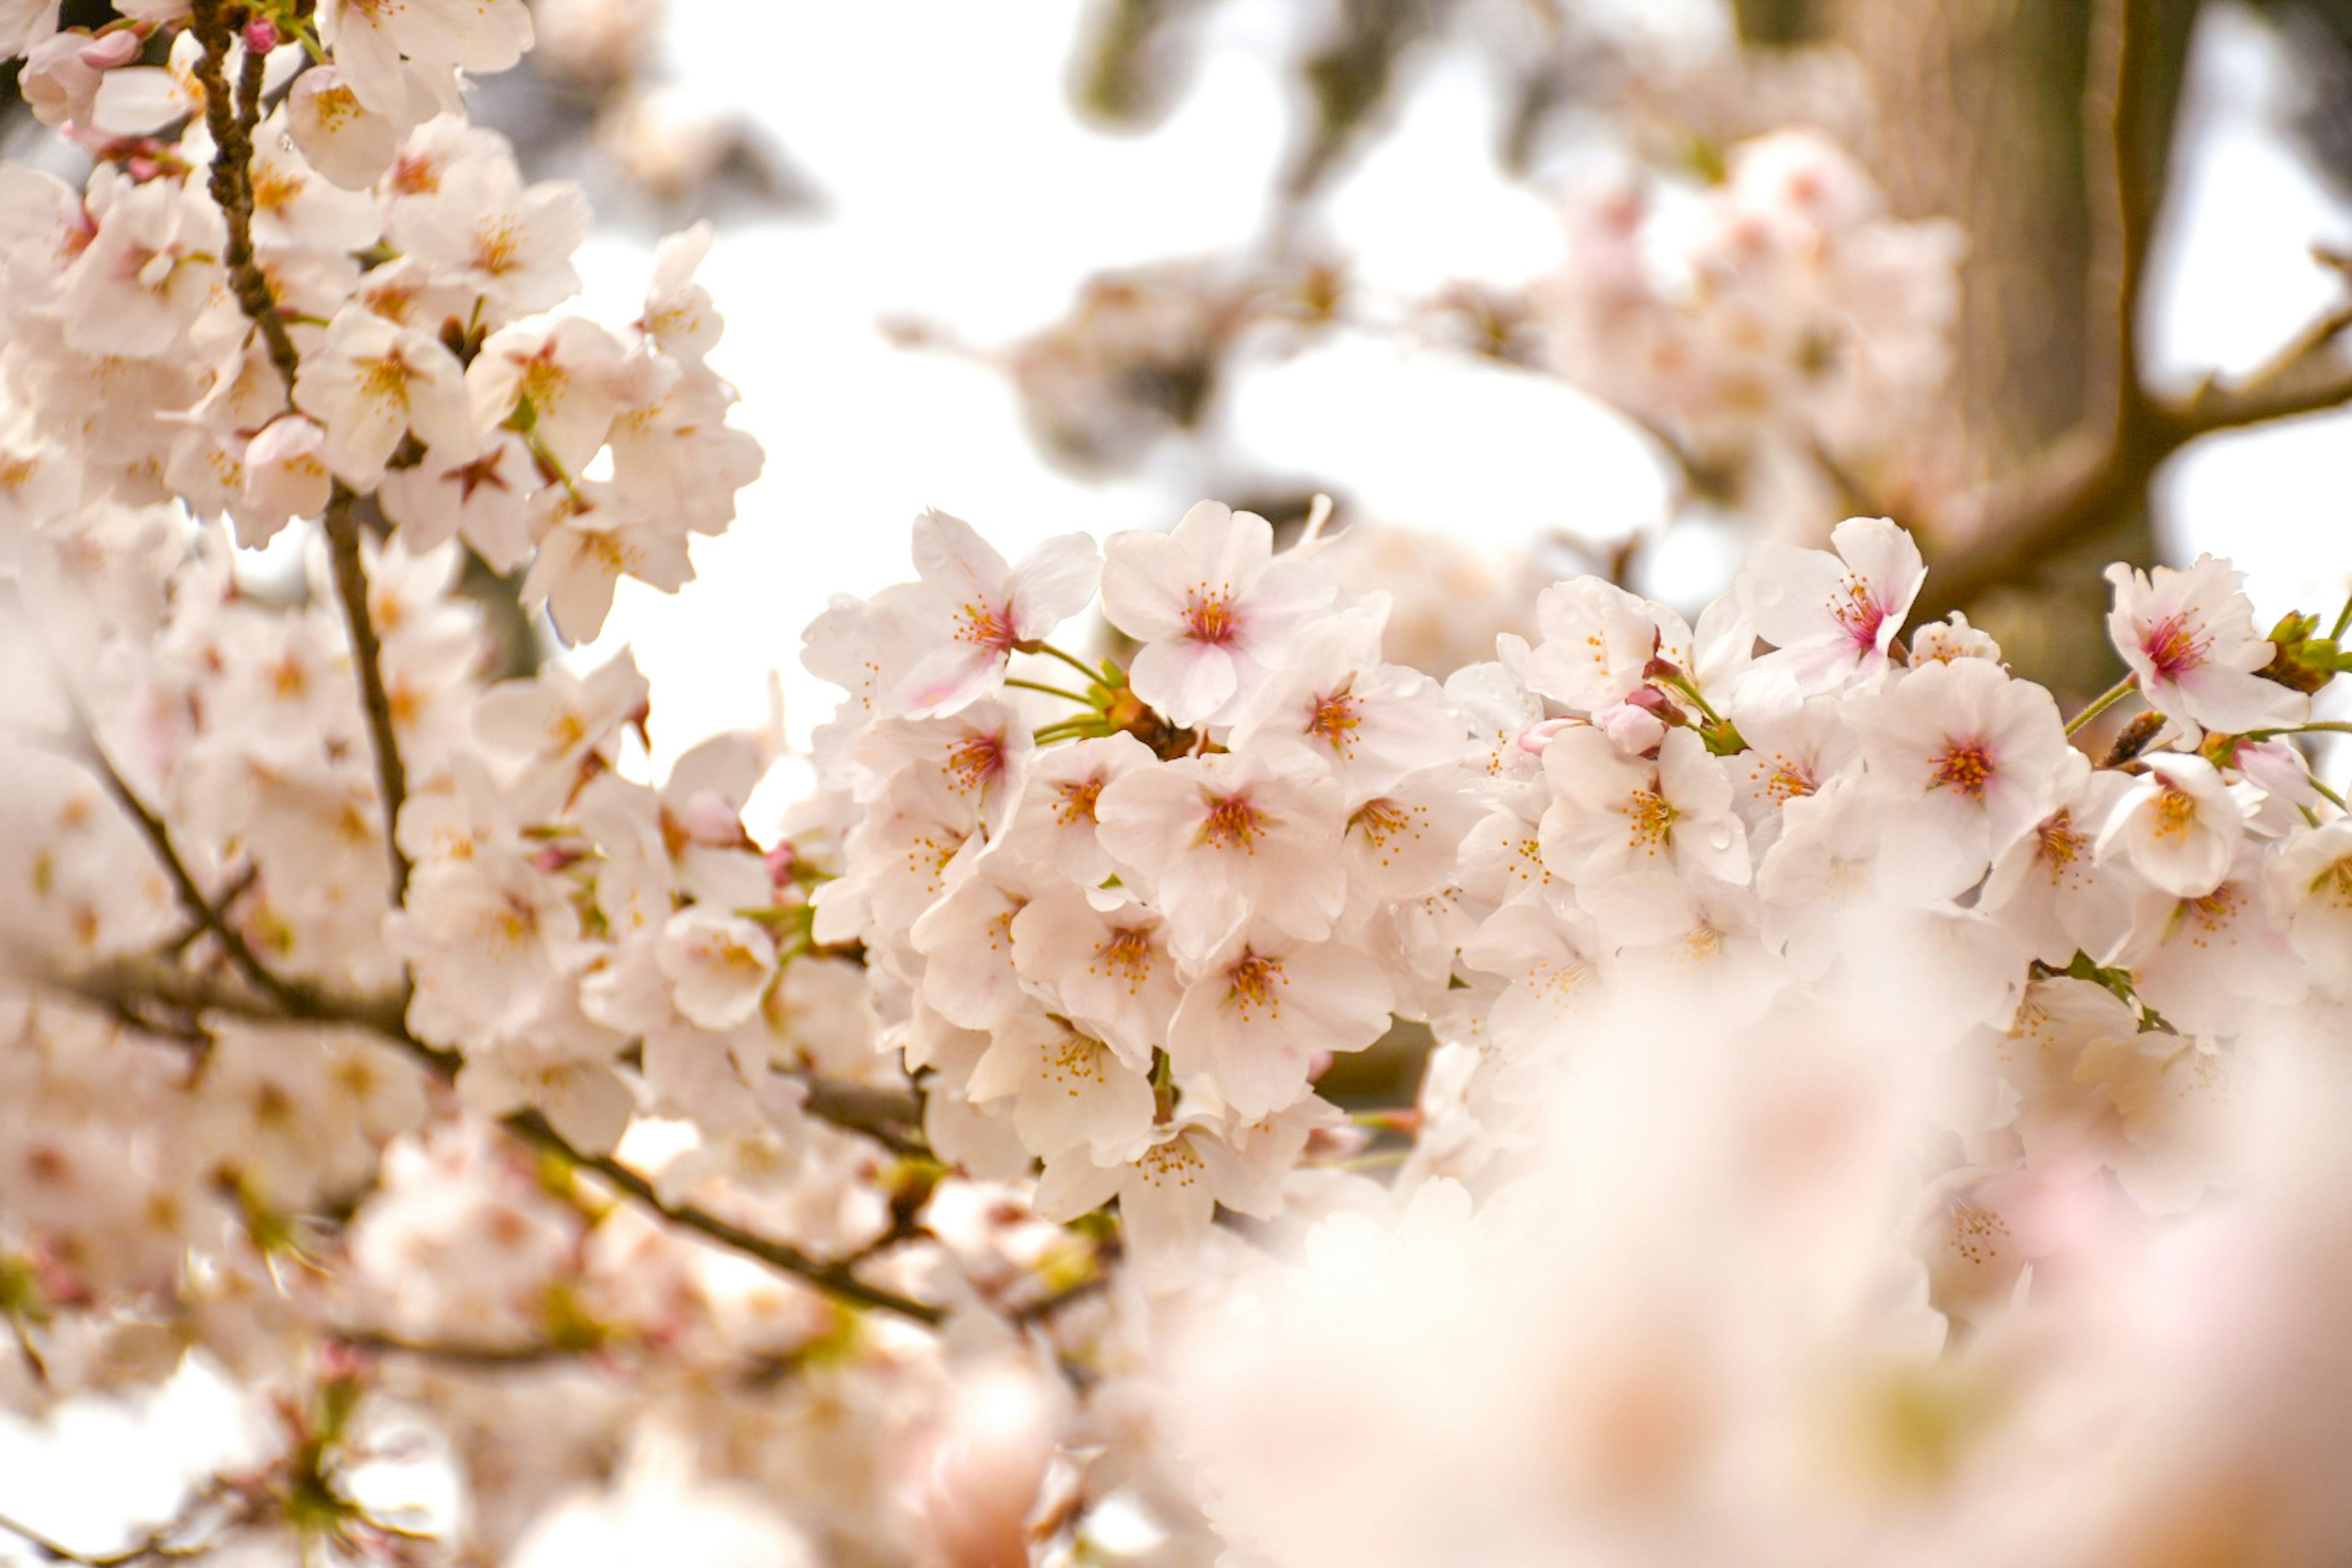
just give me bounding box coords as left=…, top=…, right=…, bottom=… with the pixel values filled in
left=14, top=5, right=2352, bottom=1565
left=1525, top=128, right=1964, bottom=529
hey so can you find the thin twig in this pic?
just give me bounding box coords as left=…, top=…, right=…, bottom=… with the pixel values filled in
left=320, top=484, right=413, bottom=907
left=501, top=1109, right=945, bottom=1325
left=0, top=1505, right=213, bottom=1566
left=36, top=950, right=943, bottom=1325
left=59, top=715, right=336, bottom=1027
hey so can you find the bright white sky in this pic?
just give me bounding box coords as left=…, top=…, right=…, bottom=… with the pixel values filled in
left=8, top=2, right=2352, bottom=1561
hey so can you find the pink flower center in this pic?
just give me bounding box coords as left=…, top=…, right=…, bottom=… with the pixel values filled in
left=1185, top=589, right=1239, bottom=646
left=1829, top=576, right=1887, bottom=650
left=1932, top=740, right=1994, bottom=799
left=946, top=733, right=1009, bottom=794
left=2141, top=613, right=2207, bottom=680
left=954, top=599, right=1019, bottom=654
left=1308, top=688, right=1359, bottom=754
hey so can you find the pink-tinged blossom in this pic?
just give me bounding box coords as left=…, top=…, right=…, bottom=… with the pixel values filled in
left=1517, top=576, right=1688, bottom=713
left=234, top=415, right=333, bottom=548
left=2105, top=556, right=2306, bottom=737
left=989, top=732, right=1154, bottom=888
left=908, top=851, right=1033, bottom=1031
left=1342, top=772, right=1479, bottom=904
left=2268, top=821, right=2352, bottom=993
left=295, top=303, right=473, bottom=488
left=638, top=223, right=724, bottom=361
left=1853, top=655, right=2071, bottom=873
left=57, top=172, right=224, bottom=359
left=20, top=26, right=140, bottom=129
left=520, top=483, right=695, bottom=644
left=1724, top=694, right=1861, bottom=853
left=2127, top=853, right=2307, bottom=1039
left=0, top=0, right=59, bottom=59
left=1095, top=748, right=1348, bottom=962
left=1458, top=900, right=1608, bottom=1063
left=854, top=701, right=1033, bottom=832
left=1099, top=499, right=1336, bottom=728
left=1538, top=726, right=1749, bottom=888
left=888, top=508, right=1101, bottom=717
left=389, top=157, right=588, bottom=322
left=1981, top=763, right=2147, bottom=965
left=1008, top=887, right=1183, bottom=1065
left=466, top=314, right=626, bottom=472
left=603, top=353, right=763, bottom=537
left=1033, top=1111, right=1294, bottom=1273
left=965, top=1006, right=1155, bottom=1162
left=1227, top=602, right=1461, bottom=794
left=285, top=66, right=407, bottom=190
left=380, top=429, right=538, bottom=571
left=654, top=906, right=778, bottom=1032
left=1167, top=927, right=1394, bottom=1118
left=316, top=0, right=532, bottom=119
left=1736, top=516, right=1925, bottom=705
left=2095, top=752, right=2245, bottom=899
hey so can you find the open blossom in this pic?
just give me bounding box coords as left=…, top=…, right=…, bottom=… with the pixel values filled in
left=2106, top=556, right=2306, bottom=737
left=654, top=907, right=778, bottom=1031
left=390, top=156, right=589, bottom=322
left=317, top=0, right=533, bottom=118
left=1165, top=926, right=1395, bottom=1120
left=889, top=508, right=1101, bottom=717
left=1099, top=499, right=1336, bottom=728
left=1517, top=576, right=1687, bottom=714
left=1095, top=748, right=1348, bottom=962
left=1227, top=602, right=1460, bottom=793
left=1033, top=1110, right=1297, bottom=1271
left=1855, top=656, right=2070, bottom=872
left=1736, top=515, right=1925, bottom=704
left=966, top=1007, right=1155, bottom=1161
left=2095, top=752, right=2245, bottom=898
left=295, top=304, right=473, bottom=488
left=1009, top=887, right=1185, bottom=1063
left=1538, top=726, right=1749, bottom=888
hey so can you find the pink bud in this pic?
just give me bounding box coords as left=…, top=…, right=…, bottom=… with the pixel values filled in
left=1593, top=702, right=1667, bottom=756
left=764, top=841, right=799, bottom=888
left=243, top=17, right=279, bottom=52
left=1516, top=717, right=1579, bottom=756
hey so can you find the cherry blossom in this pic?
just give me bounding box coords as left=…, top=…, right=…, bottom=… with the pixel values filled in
left=889, top=508, right=1101, bottom=717
left=1098, top=499, right=1336, bottom=728
left=2106, top=556, right=2307, bottom=737
left=1736, top=514, right=1926, bottom=704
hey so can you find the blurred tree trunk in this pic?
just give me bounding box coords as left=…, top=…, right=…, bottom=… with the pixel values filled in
left=1736, top=0, right=2202, bottom=696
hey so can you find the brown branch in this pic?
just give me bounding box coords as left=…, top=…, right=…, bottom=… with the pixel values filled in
left=500, top=1109, right=945, bottom=1325
left=57, top=717, right=349, bottom=1029
left=187, top=0, right=300, bottom=397
left=31, top=950, right=944, bottom=1326
left=1925, top=305, right=2352, bottom=614
left=331, top=1328, right=586, bottom=1371
left=321, top=484, right=414, bottom=907
left=0, top=1502, right=216, bottom=1566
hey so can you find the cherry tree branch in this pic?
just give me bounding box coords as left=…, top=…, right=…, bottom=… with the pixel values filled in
left=320, top=484, right=415, bottom=906
left=1922, top=0, right=2351, bottom=615
left=57, top=712, right=358, bottom=1030
left=188, top=0, right=300, bottom=397
left=0, top=1499, right=218, bottom=1566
